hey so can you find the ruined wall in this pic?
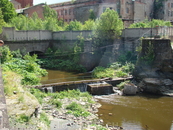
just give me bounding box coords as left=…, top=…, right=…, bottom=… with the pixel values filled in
left=74, top=4, right=99, bottom=22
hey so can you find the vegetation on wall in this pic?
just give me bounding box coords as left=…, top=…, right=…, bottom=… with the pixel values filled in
left=129, top=19, right=172, bottom=28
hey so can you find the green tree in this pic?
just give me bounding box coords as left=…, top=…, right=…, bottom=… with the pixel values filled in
left=129, top=19, right=172, bottom=28
left=65, top=20, right=83, bottom=31
left=89, top=9, right=96, bottom=20
left=83, top=19, right=95, bottom=30
left=0, top=8, right=5, bottom=33
left=93, top=8, right=123, bottom=40
left=43, top=4, right=57, bottom=19
left=0, top=0, right=17, bottom=22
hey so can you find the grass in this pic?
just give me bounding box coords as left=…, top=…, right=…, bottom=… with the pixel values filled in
left=92, top=62, right=134, bottom=78
left=40, top=112, right=50, bottom=126
left=116, top=80, right=130, bottom=90
left=66, top=102, right=90, bottom=117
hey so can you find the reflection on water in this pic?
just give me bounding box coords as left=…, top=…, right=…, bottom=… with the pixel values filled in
left=41, top=70, right=92, bottom=84
left=95, top=94, right=173, bottom=130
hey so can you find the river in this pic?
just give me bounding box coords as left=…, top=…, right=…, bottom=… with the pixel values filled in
left=41, top=70, right=173, bottom=130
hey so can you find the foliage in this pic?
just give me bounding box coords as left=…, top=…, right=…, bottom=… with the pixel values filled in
left=93, top=8, right=123, bottom=40
left=0, top=8, right=5, bottom=33
left=83, top=19, right=95, bottom=30
left=0, top=0, right=17, bottom=22
left=116, top=80, right=130, bottom=90
left=1, top=46, right=47, bottom=85
left=65, top=20, right=83, bottom=31
left=66, top=102, right=90, bottom=117
left=140, top=42, right=155, bottom=65
left=40, top=58, right=86, bottom=72
left=16, top=114, right=30, bottom=123
left=129, top=19, right=172, bottom=28
left=117, top=51, right=137, bottom=64
left=43, top=4, right=57, bottom=19
left=0, top=45, right=13, bottom=63
left=49, top=99, right=62, bottom=108
left=40, top=112, right=50, bottom=126
left=8, top=13, right=62, bottom=31
left=89, top=9, right=96, bottom=20
left=92, top=66, right=115, bottom=78
left=40, top=40, right=86, bottom=73
left=3, top=71, right=21, bottom=96
left=92, top=62, right=134, bottom=78
left=30, top=88, right=47, bottom=104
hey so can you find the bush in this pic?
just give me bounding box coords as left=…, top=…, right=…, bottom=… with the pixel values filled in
left=66, top=102, right=90, bottom=117
left=17, top=114, right=30, bottom=123
left=40, top=58, right=86, bottom=73
left=1, top=46, right=47, bottom=85
left=92, top=66, right=115, bottom=78
left=40, top=112, right=50, bottom=126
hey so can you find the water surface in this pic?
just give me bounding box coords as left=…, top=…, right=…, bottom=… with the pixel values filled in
left=95, top=94, right=173, bottom=130
left=41, top=70, right=92, bottom=84
left=41, top=70, right=173, bottom=130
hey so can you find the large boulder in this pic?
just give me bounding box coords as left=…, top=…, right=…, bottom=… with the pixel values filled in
left=138, top=78, right=173, bottom=95
left=122, top=83, right=137, bottom=95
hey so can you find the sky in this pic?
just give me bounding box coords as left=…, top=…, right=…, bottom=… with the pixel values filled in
left=34, top=0, right=70, bottom=5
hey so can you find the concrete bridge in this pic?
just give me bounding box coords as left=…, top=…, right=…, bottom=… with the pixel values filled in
left=0, top=27, right=92, bottom=55
left=1, top=27, right=173, bottom=55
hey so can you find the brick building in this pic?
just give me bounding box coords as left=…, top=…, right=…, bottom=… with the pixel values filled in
left=14, top=0, right=33, bottom=8
left=10, top=0, right=22, bottom=9
left=16, top=3, right=45, bottom=19
left=49, top=0, right=154, bottom=27
left=11, top=0, right=164, bottom=28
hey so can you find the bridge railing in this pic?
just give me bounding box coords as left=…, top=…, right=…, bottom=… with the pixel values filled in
left=2, top=26, right=173, bottom=42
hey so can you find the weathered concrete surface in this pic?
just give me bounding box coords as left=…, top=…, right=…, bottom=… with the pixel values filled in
left=133, top=39, right=173, bottom=95
left=87, top=82, right=113, bottom=95
left=0, top=68, right=9, bottom=129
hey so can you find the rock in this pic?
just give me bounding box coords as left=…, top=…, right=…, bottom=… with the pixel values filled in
left=122, top=83, right=137, bottom=95
left=143, top=78, right=161, bottom=86
left=13, top=91, right=17, bottom=94
left=108, top=113, right=113, bottom=116
left=133, top=39, right=173, bottom=95
left=161, top=79, right=173, bottom=86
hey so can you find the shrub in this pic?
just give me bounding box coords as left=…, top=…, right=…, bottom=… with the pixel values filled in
left=17, top=114, right=30, bottom=123
left=92, top=66, right=115, bottom=78
left=40, top=112, right=50, bottom=126
left=66, top=102, right=90, bottom=117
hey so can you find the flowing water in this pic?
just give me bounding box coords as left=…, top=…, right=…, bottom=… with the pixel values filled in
left=95, top=94, right=173, bottom=130
left=41, top=70, right=92, bottom=84
left=41, top=70, right=173, bottom=130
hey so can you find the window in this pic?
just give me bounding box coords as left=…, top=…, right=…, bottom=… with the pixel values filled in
left=69, top=9, right=71, bottom=15
left=126, top=8, right=129, bottom=13
left=171, top=3, right=173, bottom=8
left=61, top=10, right=63, bottom=15
left=171, top=11, right=173, bottom=16
left=65, top=10, right=67, bottom=15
